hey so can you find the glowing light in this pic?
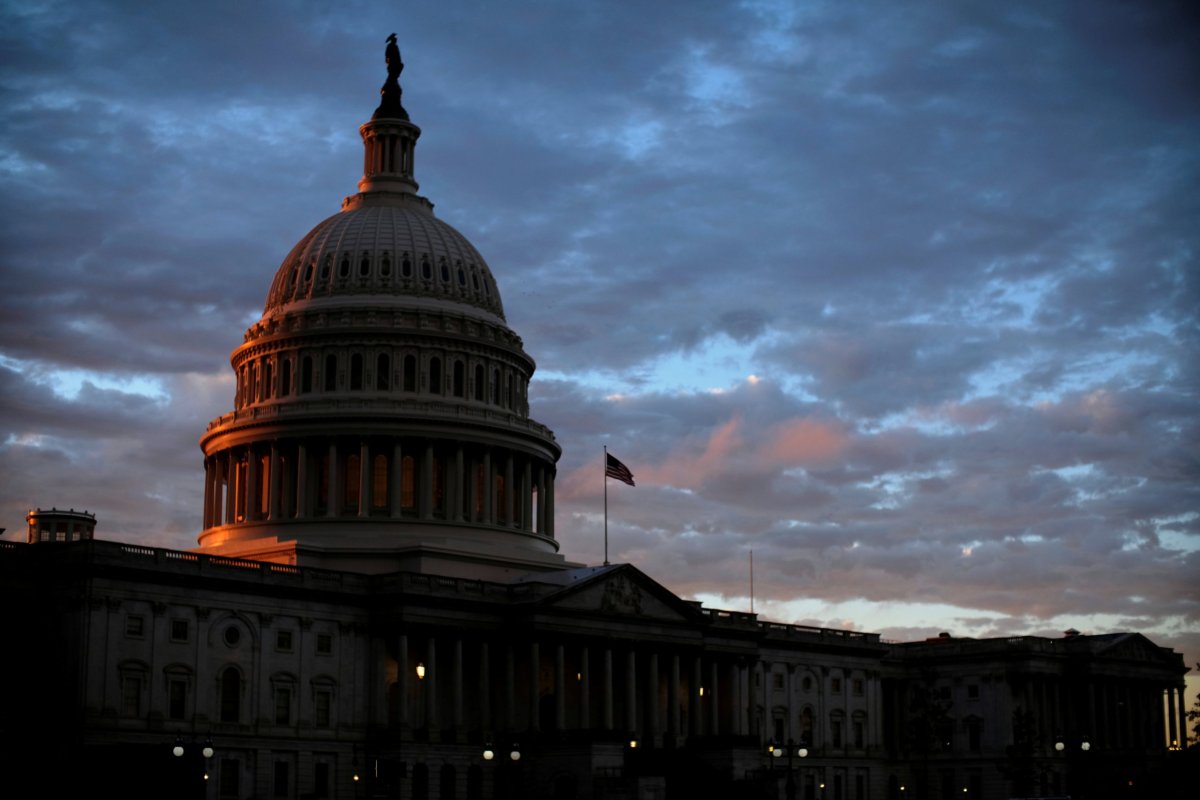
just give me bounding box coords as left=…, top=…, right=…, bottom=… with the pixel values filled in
left=416, top=662, right=426, bottom=679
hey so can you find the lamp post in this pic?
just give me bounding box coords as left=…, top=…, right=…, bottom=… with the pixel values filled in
left=170, top=734, right=214, bottom=797
left=766, top=739, right=808, bottom=800
left=1053, top=734, right=1091, bottom=800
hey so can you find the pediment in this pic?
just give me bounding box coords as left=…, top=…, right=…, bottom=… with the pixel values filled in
left=533, top=565, right=704, bottom=623
left=1092, top=633, right=1177, bottom=665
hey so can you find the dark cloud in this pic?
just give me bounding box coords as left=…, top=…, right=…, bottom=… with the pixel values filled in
left=1, top=1, right=1197, bottom=682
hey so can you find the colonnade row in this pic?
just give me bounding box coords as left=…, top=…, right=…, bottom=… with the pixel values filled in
left=233, top=347, right=530, bottom=418
left=202, top=439, right=554, bottom=538
left=1018, top=672, right=1184, bottom=751
left=384, top=632, right=771, bottom=748
left=1165, top=682, right=1191, bottom=749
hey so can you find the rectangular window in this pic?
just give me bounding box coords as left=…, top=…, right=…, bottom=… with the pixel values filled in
left=273, top=761, right=290, bottom=797
left=831, top=718, right=843, bottom=748
left=852, top=678, right=864, bottom=696
left=853, top=720, right=864, bottom=748
left=121, top=675, right=142, bottom=717
left=967, top=719, right=982, bottom=752
left=316, top=633, right=333, bottom=655
left=276, top=630, right=293, bottom=652
left=275, top=687, right=291, bottom=725
left=315, top=690, right=332, bottom=728
left=314, top=762, right=330, bottom=798
left=170, top=619, right=189, bottom=642
left=219, top=759, right=240, bottom=799
left=773, top=672, right=785, bottom=690
left=168, top=679, right=187, bottom=720
left=831, top=677, right=842, bottom=694
left=967, top=684, right=979, bottom=700
left=125, top=615, right=144, bottom=637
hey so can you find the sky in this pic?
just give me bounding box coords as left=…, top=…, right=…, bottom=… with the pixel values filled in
left=1, top=1, right=1197, bottom=690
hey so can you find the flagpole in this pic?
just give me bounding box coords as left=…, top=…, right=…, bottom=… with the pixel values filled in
left=603, top=445, right=609, bottom=566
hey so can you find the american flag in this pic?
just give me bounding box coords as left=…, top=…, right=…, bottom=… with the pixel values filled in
left=605, top=453, right=635, bottom=486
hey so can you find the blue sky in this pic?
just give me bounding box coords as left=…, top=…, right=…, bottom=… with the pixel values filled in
left=1, top=0, right=1197, bottom=684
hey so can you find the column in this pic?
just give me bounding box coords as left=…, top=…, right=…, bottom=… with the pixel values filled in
left=580, top=645, right=591, bottom=731
left=326, top=442, right=339, bottom=518
left=482, top=450, right=493, bottom=525
left=358, top=442, right=370, bottom=517
left=294, top=443, right=308, bottom=518
left=202, top=459, right=213, bottom=529
left=453, top=638, right=464, bottom=739
left=479, top=641, right=492, bottom=732
left=709, top=660, right=720, bottom=735
left=1178, top=685, right=1188, bottom=747
left=691, top=656, right=703, bottom=737
left=268, top=444, right=281, bottom=520
left=529, top=641, right=541, bottom=732
left=522, top=460, right=533, bottom=531
left=425, top=636, right=438, bottom=732
left=669, top=653, right=681, bottom=744
left=453, top=446, right=464, bottom=521
left=245, top=446, right=258, bottom=521
left=648, top=652, right=660, bottom=745
left=555, top=643, right=566, bottom=731
left=626, top=650, right=638, bottom=735
left=421, top=444, right=433, bottom=519
left=398, top=633, right=410, bottom=732
left=536, top=468, right=547, bottom=535
left=390, top=442, right=403, bottom=518
left=505, top=644, right=516, bottom=731
left=603, top=646, right=614, bottom=730
left=225, top=451, right=236, bottom=524
left=545, top=471, right=555, bottom=539
left=504, top=455, right=514, bottom=527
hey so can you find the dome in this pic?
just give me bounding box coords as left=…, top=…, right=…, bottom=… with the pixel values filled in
left=263, top=200, right=507, bottom=322
left=194, top=40, right=570, bottom=580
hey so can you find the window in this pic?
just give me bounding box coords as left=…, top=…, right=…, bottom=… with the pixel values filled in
left=168, top=678, right=188, bottom=720
left=831, top=714, right=844, bottom=748
left=301, top=356, right=313, bottom=393
left=772, top=672, right=785, bottom=690
left=403, top=355, right=417, bottom=391
left=220, top=666, right=241, bottom=723
left=280, top=358, right=291, bottom=397
left=273, top=760, right=290, bottom=797
left=401, top=455, right=415, bottom=510
left=314, top=762, right=331, bottom=798
left=773, top=715, right=785, bottom=743
left=967, top=684, right=980, bottom=700
left=852, top=678, right=864, bottom=696
left=316, top=633, right=333, bottom=655
left=314, top=688, right=332, bottom=728
left=275, top=686, right=292, bottom=725
left=376, top=353, right=390, bottom=390
left=350, top=353, right=363, bottom=390
left=170, top=619, right=189, bottom=642
left=800, top=707, right=814, bottom=746
left=429, top=357, right=442, bottom=394
left=219, top=759, right=240, bottom=799
left=474, top=364, right=484, bottom=401
left=802, top=675, right=813, bottom=692
left=323, top=354, right=337, bottom=391
left=853, top=718, right=864, bottom=749
left=966, top=718, right=982, bottom=752
left=223, top=625, right=241, bottom=647
left=372, top=454, right=388, bottom=510
left=276, top=630, right=293, bottom=651
left=121, top=674, right=143, bottom=717
left=831, top=677, right=842, bottom=694
left=453, top=360, right=464, bottom=397
left=125, top=615, right=144, bottom=637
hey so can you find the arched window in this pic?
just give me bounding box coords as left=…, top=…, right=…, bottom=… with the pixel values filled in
left=421, top=258, right=432, bottom=280
left=249, top=362, right=258, bottom=403
left=324, top=354, right=337, bottom=391
left=350, top=353, right=363, bottom=391
left=800, top=706, right=815, bottom=746
left=345, top=454, right=360, bottom=510
left=439, top=259, right=450, bottom=283
left=474, top=364, right=484, bottom=401
left=401, top=254, right=412, bottom=278
left=263, top=360, right=273, bottom=400
left=380, top=254, right=391, bottom=277
left=339, top=255, right=351, bottom=278
left=372, top=455, right=388, bottom=510
left=301, top=356, right=313, bottom=394
left=453, top=361, right=465, bottom=397
left=376, top=354, right=390, bottom=390
left=280, top=358, right=291, bottom=397
left=403, top=355, right=417, bottom=392
left=220, top=666, right=241, bottom=723
left=429, top=357, right=442, bottom=394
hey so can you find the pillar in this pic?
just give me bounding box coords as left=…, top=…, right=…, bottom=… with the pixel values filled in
left=358, top=442, right=370, bottom=517
left=648, top=652, right=660, bottom=744
left=421, top=444, right=433, bottom=519
left=425, top=636, right=438, bottom=732
left=1178, top=685, right=1188, bottom=747
left=504, top=454, right=514, bottom=527
left=580, top=645, right=591, bottom=731
left=482, top=450, right=493, bottom=524
left=522, top=460, right=532, bottom=531
left=691, top=656, right=702, bottom=737
left=479, top=641, right=491, bottom=732
left=398, top=633, right=410, bottom=732
left=545, top=470, right=555, bottom=539
left=453, top=638, right=464, bottom=739
left=626, top=649, right=638, bottom=735
left=709, top=660, right=720, bottom=735
left=268, top=444, right=281, bottom=520
left=202, top=459, right=213, bottom=529
left=390, top=442, right=403, bottom=518
left=555, top=643, right=566, bottom=731
left=453, top=446, right=464, bottom=521
left=245, top=446, right=258, bottom=521
left=603, top=646, right=614, bottom=730
left=529, top=641, right=541, bottom=732
left=669, top=653, right=681, bottom=744
left=295, top=443, right=308, bottom=519
left=225, top=451, right=235, bottom=524
left=326, top=442, right=339, bottom=518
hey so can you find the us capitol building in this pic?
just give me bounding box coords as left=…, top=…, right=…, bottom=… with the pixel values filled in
left=0, top=37, right=1189, bottom=800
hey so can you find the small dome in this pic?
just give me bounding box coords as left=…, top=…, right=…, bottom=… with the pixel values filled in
left=263, top=202, right=506, bottom=320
